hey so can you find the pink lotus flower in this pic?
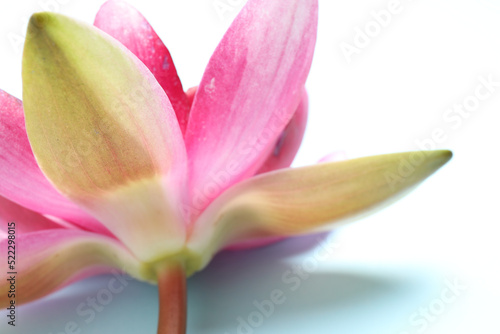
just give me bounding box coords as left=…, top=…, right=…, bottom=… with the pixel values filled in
left=0, top=0, right=451, bottom=333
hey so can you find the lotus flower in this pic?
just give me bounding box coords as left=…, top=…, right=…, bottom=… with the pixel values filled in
left=0, top=0, right=451, bottom=333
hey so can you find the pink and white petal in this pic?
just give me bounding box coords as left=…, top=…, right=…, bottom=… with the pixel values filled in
left=23, top=13, right=187, bottom=262
left=0, top=90, right=113, bottom=236
left=185, top=0, right=318, bottom=213
left=0, top=195, right=67, bottom=235
left=188, top=151, right=452, bottom=268
left=256, top=90, right=308, bottom=174
left=0, top=229, right=150, bottom=308
left=94, top=0, right=190, bottom=133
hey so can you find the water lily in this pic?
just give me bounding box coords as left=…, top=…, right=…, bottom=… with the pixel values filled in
left=0, top=0, right=451, bottom=333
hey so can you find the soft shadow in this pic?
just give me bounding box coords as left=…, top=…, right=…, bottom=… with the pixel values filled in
left=3, top=233, right=440, bottom=334
left=187, top=235, right=432, bottom=334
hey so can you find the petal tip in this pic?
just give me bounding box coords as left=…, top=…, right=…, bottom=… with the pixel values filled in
left=439, top=149, right=453, bottom=162
left=26, top=12, right=62, bottom=44
left=28, top=12, right=52, bottom=31
left=429, top=149, right=453, bottom=169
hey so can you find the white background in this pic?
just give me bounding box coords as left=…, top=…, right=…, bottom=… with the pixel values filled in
left=0, top=0, right=499, bottom=333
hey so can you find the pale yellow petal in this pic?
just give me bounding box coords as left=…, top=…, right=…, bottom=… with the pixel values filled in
left=188, top=150, right=452, bottom=269
left=22, top=13, right=187, bottom=261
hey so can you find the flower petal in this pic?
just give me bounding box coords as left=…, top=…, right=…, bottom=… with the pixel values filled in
left=227, top=149, right=348, bottom=250
left=185, top=86, right=197, bottom=109
left=184, top=0, right=318, bottom=213
left=0, top=229, right=150, bottom=308
left=0, top=195, right=66, bottom=235
left=188, top=150, right=452, bottom=268
left=0, top=90, right=112, bottom=236
left=256, top=90, right=308, bottom=174
left=94, top=0, right=190, bottom=133
left=22, top=13, right=187, bottom=261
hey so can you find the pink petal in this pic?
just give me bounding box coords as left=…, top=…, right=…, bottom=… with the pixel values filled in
left=0, top=90, right=113, bottom=236
left=94, top=0, right=190, bottom=133
left=0, top=195, right=67, bottom=234
left=0, top=229, right=147, bottom=307
left=185, top=0, right=318, bottom=216
left=185, top=86, right=197, bottom=108
left=256, top=90, right=308, bottom=174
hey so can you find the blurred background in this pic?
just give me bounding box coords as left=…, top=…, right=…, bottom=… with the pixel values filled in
left=0, top=0, right=499, bottom=333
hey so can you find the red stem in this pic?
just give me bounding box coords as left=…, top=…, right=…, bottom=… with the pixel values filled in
left=157, top=263, right=187, bottom=334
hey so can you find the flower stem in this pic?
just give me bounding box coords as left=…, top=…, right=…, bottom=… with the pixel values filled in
left=157, top=262, right=187, bottom=334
